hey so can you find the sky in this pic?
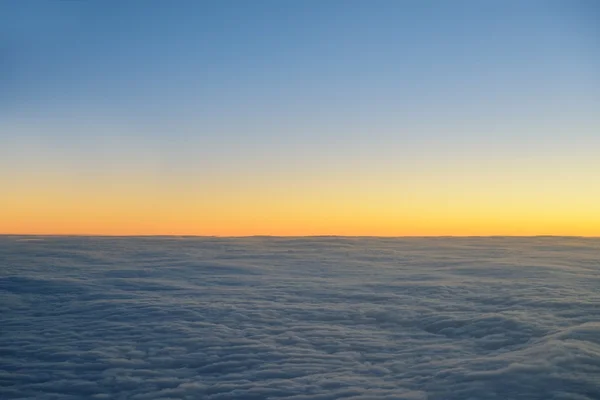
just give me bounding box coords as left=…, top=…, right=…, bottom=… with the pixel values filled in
left=1, top=0, right=599, bottom=236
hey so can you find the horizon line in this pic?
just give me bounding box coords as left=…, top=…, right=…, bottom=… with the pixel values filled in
left=1, top=234, right=598, bottom=239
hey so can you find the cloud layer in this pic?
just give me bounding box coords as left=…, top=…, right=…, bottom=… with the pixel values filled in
left=1, top=236, right=599, bottom=399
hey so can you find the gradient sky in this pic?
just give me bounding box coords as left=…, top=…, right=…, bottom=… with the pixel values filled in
left=2, top=0, right=599, bottom=236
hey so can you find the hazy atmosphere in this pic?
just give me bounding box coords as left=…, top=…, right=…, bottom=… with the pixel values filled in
left=1, top=2, right=599, bottom=400
left=2, top=1, right=599, bottom=236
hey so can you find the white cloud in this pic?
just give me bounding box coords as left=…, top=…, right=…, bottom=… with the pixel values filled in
left=0, top=236, right=599, bottom=399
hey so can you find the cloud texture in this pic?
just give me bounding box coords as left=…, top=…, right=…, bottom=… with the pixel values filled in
left=1, top=236, right=599, bottom=399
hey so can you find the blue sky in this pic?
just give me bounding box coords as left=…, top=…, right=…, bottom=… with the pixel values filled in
left=4, top=1, right=597, bottom=136
left=1, top=1, right=599, bottom=235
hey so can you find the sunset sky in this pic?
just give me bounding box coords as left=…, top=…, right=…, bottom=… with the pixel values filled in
left=2, top=1, right=599, bottom=236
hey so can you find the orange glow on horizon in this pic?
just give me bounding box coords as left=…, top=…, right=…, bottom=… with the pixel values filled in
left=3, top=155, right=599, bottom=237
left=3, top=192, right=599, bottom=237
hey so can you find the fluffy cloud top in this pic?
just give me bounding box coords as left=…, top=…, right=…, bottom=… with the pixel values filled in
left=1, top=236, right=599, bottom=399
